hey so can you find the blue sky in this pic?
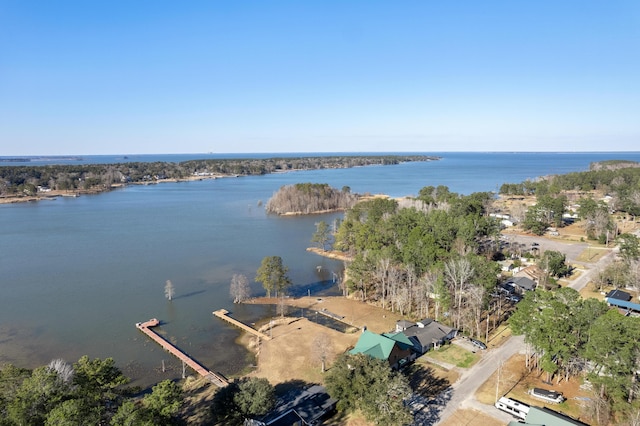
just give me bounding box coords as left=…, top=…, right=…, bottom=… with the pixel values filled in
left=1, top=1, right=639, bottom=155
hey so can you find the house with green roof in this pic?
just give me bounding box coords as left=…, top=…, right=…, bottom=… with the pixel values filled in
left=507, top=406, right=589, bottom=426
left=349, top=330, right=414, bottom=369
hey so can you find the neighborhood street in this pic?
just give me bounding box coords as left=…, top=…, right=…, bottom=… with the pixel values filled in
left=418, top=235, right=619, bottom=425
left=427, top=335, right=525, bottom=425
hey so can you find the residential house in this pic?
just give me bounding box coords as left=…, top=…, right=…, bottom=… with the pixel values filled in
left=247, top=385, right=337, bottom=426
left=505, top=276, right=537, bottom=295
left=605, top=297, right=640, bottom=316
left=395, top=318, right=457, bottom=354
left=605, top=289, right=632, bottom=301
left=349, top=330, right=414, bottom=369
left=507, top=406, right=589, bottom=426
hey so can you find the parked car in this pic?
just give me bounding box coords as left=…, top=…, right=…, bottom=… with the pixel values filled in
left=470, top=338, right=487, bottom=350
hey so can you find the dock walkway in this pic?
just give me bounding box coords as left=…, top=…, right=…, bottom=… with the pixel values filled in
left=213, top=309, right=272, bottom=341
left=135, top=319, right=228, bottom=387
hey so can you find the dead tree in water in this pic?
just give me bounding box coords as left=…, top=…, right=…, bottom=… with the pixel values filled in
left=230, top=274, right=250, bottom=303
left=164, top=279, right=175, bottom=301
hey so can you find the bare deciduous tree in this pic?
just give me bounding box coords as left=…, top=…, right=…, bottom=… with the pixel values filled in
left=466, top=285, right=486, bottom=338
left=164, top=279, right=175, bottom=301
left=444, top=257, right=474, bottom=330
left=310, top=333, right=333, bottom=373
left=230, top=273, right=251, bottom=303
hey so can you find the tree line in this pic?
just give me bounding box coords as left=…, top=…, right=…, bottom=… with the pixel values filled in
left=502, top=163, right=640, bottom=237
left=499, top=160, right=640, bottom=217
left=0, top=155, right=437, bottom=197
left=331, top=186, right=503, bottom=337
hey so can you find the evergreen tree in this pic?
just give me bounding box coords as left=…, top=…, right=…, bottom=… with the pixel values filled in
left=325, top=353, right=412, bottom=426
left=255, top=256, right=291, bottom=298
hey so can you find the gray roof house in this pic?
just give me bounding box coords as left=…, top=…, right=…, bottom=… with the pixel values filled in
left=605, top=289, right=632, bottom=301
left=396, top=318, right=457, bottom=354
left=505, top=276, right=536, bottom=294
left=247, top=385, right=337, bottom=426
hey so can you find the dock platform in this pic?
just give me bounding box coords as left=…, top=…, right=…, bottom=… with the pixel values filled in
left=213, top=309, right=272, bottom=341
left=135, top=318, right=228, bottom=387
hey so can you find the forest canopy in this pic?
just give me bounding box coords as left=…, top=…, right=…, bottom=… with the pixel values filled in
left=265, top=183, right=359, bottom=215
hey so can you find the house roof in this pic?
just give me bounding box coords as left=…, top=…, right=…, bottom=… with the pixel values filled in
left=396, top=320, right=415, bottom=330
left=605, top=297, right=640, bottom=312
left=517, top=265, right=544, bottom=281
left=507, top=276, right=536, bottom=291
left=402, top=320, right=456, bottom=346
left=524, top=406, right=588, bottom=425
left=261, top=385, right=336, bottom=426
left=382, top=331, right=414, bottom=349
left=349, top=330, right=411, bottom=360
left=605, top=289, right=632, bottom=301
left=416, top=318, right=434, bottom=327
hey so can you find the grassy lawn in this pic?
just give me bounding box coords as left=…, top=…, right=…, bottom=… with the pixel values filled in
left=426, top=343, right=480, bottom=368
left=575, top=246, right=609, bottom=263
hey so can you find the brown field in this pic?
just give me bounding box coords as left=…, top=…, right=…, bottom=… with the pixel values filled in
left=243, top=296, right=404, bottom=385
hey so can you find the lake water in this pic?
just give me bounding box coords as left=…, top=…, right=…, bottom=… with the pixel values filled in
left=2, top=152, right=640, bottom=386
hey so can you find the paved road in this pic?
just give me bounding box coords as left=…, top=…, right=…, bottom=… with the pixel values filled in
left=504, top=233, right=618, bottom=292
left=430, top=335, right=525, bottom=425
left=410, top=335, right=525, bottom=425
left=568, top=246, right=617, bottom=291
left=417, top=237, right=619, bottom=425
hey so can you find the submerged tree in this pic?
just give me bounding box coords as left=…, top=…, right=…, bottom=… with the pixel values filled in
left=164, top=280, right=175, bottom=301
left=230, top=274, right=251, bottom=303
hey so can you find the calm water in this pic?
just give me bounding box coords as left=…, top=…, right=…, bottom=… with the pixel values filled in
left=2, top=152, right=640, bottom=385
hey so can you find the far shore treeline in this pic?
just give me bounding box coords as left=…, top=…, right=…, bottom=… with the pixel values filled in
left=0, top=155, right=438, bottom=198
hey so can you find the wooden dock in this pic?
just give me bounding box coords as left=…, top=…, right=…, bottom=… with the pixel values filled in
left=213, top=309, right=272, bottom=341
left=135, top=319, right=228, bottom=387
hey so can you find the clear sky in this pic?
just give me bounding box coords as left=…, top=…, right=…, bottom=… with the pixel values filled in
left=1, top=1, right=639, bottom=155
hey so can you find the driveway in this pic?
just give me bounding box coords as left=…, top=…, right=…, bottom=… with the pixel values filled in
left=415, top=335, right=525, bottom=425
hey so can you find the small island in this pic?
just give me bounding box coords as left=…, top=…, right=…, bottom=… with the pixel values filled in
left=265, top=183, right=359, bottom=215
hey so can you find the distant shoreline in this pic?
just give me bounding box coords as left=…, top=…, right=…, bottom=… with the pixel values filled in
left=0, top=174, right=228, bottom=205
left=0, top=155, right=438, bottom=205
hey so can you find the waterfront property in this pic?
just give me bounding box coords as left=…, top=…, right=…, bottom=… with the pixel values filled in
left=349, top=329, right=414, bottom=369
left=213, top=309, right=272, bottom=341
left=135, top=319, right=228, bottom=387
left=395, top=318, right=458, bottom=354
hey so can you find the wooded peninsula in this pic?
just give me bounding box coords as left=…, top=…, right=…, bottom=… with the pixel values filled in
left=0, top=155, right=438, bottom=202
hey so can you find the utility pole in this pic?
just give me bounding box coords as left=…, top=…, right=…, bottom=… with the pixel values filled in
left=495, top=360, right=504, bottom=403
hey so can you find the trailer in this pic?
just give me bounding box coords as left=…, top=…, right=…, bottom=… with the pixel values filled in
left=495, top=396, right=530, bottom=420
left=529, top=387, right=565, bottom=403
